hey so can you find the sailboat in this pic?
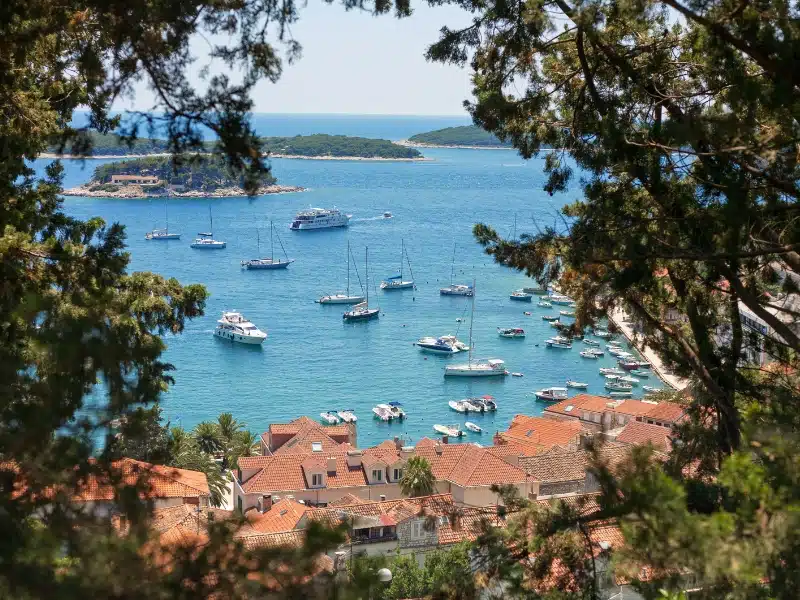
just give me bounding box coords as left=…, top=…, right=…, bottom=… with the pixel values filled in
left=343, top=248, right=380, bottom=321
left=241, top=221, right=295, bottom=269
left=380, top=239, right=414, bottom=290
left=190, top=206, right=226, bottom=249
left=318, top=241, right=366, bottom=304
left=440, top=243, right=473, bottom=296
left=444, top=281, right=508, bottom=377
left=145, top=194, right=180, bottom=240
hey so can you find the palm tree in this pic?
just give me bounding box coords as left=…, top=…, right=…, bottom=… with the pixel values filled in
left=168, top=426, right=193, bottom=462
left=400, top=456, right=435, bottom=498
left=227, top=430, right=260, bottom=470
left=216, top=413, right=243, bottom=450
left=172, top=447, right=227, bottom=507
left=193, top=421, right=222, bottom=455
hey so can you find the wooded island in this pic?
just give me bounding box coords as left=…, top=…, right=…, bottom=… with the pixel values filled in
left=407, top=125, right=511, bottom=148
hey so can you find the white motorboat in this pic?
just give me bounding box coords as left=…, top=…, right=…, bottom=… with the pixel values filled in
left=510, top=290, right=533, bottom=302
left=642, top=385, right=663, bottom=393
left=566, top=380, right=589, bottom=389
left=290, top=207, right=350, bottom=231
left=618, top=375, right=640, bottom=385
left=579, top=350, right=599, bottom=359
left=318, top=241, right=366, bottom=305
left=542, top=315, right=559, bottom=321
left=343, top=248, right=380, bottom=322
left=337, top=410, right=358, bottom=423
left=630, top=370, right=650, bottom=378
left=600, top=367, right=626, bottom=375
left=609, top=391, right=633, bottom=398
left=416, top=335, right=469, bottom=355
left=381, top=239, right=414, bottom=290
left=214, top=312, right=267, bottom=345
left=619, top=360, right=640, bottom=370
left=241, top=221, right=294, bottom=270
left=607, top=340, right=623, bottom=347
left=605, top=380, right=633, bottom=391
left=550, top=320, right=563, bottom=328
left=511, top=372, right=524, bottom=377
left=546, top=338, right=572, bottom=349
left=586, top=348, right=604, bottom=356
left=549, top=294, right=574, bottom=305
left=448, top=400, right=471, bottom=413
left=464, top=422, right=482, bottom=434
left=440, top=244, right=473, bottom=296
left=383, top=211, right=393, bottom=218
left=583, top=339, right=600, bottom=347
left=433, top=424, right=463, bottom=438
left=146, top=197, right=180, bottom=240
left=191, top=206, right=225, bottom=249
left=636, top=361, right=652, bottom=368
left=372, top=405, right=394, bottom=421
left=593, top=329, right=612, bottom=339
left=444, top=281, right=508, bottom=378
left=537, top=300, right=552, bottom=308
left=559, top=310, right=576, bottom=317
left=385, top=402, right=406, bottom=420
left=469, top=395, right=498, bottom=412
left=535, top=387, right=569, bottom=402
left=320, top=411, right=341, bottom=425
left=523, top=286, right=549, bottom=295
left=498, top=327, right=526, bottom=339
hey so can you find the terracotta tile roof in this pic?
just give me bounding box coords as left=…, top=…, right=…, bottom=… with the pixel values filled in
left=360, top=454, right=387, bottom=468
left=414, top=443, right=528, bottom=487
left=542, top=394, right=595, bottom=417
left=327, top=493, right=366, bottom=507
left=307, top=494, right=454, bottom=528
left=272, top=420, right=352, bottom=456
left=240, top=454, right=368, bottom=494
left=616, top=421, right=672, bottom=452
left=139, top=505, right=235, bottom=547
left=520, top=449, right=588, bottom=483
left=642, top=401, right=685, bottom=423
left=77, top=458, right=209, bottom=502
left=269, top=417, right=351, bottom=439
left=247, top=498, right=309, bottom=534
left=544, top=394, right=682, bottom=422
left=436, top=507, right=502, bottom=545
left=496, top=415, right=583, bottom=455
left=238, top=530, right=307, bottom=550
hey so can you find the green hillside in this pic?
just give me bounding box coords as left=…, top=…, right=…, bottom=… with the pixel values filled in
left=408, top=125, right=511, bottom=147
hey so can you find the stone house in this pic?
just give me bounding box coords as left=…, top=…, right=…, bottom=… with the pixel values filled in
left=110, top=174, right=160, bottom=185
left=543, top=394, right=685, bottom=433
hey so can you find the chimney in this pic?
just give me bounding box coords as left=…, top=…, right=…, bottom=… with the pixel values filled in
left=400, top=445, right=414, bottom=459
left=435, top=442, right=443, bottom=455
left=260, top=494, right=273, bottom=513
left=346, top=450, right=363, bottom=468
left=379, top=494, right=386, bottom=502
left=327, top=457, right=337, bottom=474
left=503, top=454, right=521, bottom=468
left=393, top=436, right=402, bottom=450
left=442, top=435, right=449, bottom=444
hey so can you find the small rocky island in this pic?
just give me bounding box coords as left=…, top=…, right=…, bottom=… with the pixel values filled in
left=405, top=125, right=511, bottom=148
left=62, top=156, right=304, bottom=198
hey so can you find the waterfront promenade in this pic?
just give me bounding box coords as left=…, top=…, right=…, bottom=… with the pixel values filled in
left=608, top=307, right=690, bottom=391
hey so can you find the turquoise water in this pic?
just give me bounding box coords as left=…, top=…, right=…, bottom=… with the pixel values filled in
left=37, top=116, right=655, bottom=447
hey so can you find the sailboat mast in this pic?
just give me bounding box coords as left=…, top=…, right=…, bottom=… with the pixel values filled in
left=467, top=279, right=476, bottom=365
left=257, top=228, right=260, bottom=255
left=209, top=206, right=213, bottom=235
left=450, top=243, right=456, bottom=285
left=270, top=220, right=274, bottom=261
left=346, top=241, right=350, bottom=296
left=400, top=239, right=404, bottom=279
left=365, top=247, right=369, bottom=308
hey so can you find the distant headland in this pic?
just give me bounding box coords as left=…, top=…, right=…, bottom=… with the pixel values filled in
left=400, top=125, right=513, bottom=149
left=61, top=156, right=304, bottom=199
left=46, top=132, right=424, bottom=161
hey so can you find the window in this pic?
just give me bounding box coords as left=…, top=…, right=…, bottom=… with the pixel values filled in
left=312, top=473, right=323, bottom=487
left=412, top=521, right=425, bottom=538
left=311, top=442, right=323, bottom=452
left=393, top=468, right=403, bottom=481
left=371, top=469, right=383, bottom=482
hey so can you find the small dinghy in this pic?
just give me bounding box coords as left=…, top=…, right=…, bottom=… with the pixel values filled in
left=511, top=372, right=524, bottom=377
left=542, top=315, right=559, bottom=321
left=320, top=411, right=341, bottom=425
left=337, top=410, right=357, bottom=423
left=464, top=422, right=482, bottom=434
left=566, top=380, right=588, bottom=389
left=433, top=424, right=464, bottom=438
left=642, top=385, right=663, bottom=393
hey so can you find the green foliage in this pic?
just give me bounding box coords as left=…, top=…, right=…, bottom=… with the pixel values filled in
left=50, top=132, right=422, bottom=159
left=399, top=456, right=436, bottom=497
left=193, top=421, right=223, bottom=455
left=91, top=155, right=277, bottom=191
left=408, top=125, right=510, bottom=147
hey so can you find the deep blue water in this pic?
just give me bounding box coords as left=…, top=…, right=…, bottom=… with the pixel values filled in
left=37, top=115, right=656, bottom=447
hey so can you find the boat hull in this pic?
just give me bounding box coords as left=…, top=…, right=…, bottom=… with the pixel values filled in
left=289, top=218, right=350, bottom=231
left=343, top=309, right=380, bottom=322
left=213, top=328, right=266, bottom=345
left=440, top=286, right=473, bottom=296
left=444, top=367, right=507, bottom=377
left=318, top=295, right=365, bottom=305
left=191, top=242, right=226, bottom=249
left=381, top=281, right=414, bottom=290
left=510, top=295, right=533, bottom=302
left=146, top=234, right=181, bottom=240
left=416, top=344, right=461, bottom=355
left=243, top=259, right=294, bottom=270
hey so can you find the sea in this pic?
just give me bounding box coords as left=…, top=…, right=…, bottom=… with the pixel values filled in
left=33, top=114, right=658, bottom=448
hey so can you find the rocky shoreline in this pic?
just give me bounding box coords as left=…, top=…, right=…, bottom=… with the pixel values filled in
left=394, top=139, right=514, bottom=150
left=61, top=183, right=307, bottom=199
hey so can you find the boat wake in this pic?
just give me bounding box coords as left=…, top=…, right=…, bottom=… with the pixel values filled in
left=351, top=214, right=393, bottom=222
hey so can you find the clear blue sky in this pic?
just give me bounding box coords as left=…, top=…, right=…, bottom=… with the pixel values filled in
left=117, top=3, right=474, bottom=116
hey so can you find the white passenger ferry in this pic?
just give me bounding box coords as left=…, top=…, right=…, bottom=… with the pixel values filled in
left=289, top=207, right=350, bottom=231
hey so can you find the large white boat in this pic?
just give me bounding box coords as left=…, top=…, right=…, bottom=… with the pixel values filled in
left=535, top=387, right=569, bottom=402
left=191, top=207, right=226, bottom=249
left=343, top=247, right=380, bottom=322
left=579, top=349, right=599, bottom=359
left=510, top=290, right=533, bottom=302
left=498, top=327, right=526, bottom=339
left=433, top=424, right=463, bottom=438
left=318, top=241, right=366, bottom=305
left=545, top=338, right=572, bottom=349
left=289, top=207, right=350, bottom=231
left=241, top=221, right=294, bottom=270
left=214, top=312, right=267, bottom=345
left=415, top=335, right=469, bottom=355
left=146, top=195, right=180, bottom=240
left=440, top=243, right=473, bottom=296
left=381, top=239, right=415, bottom=290
left=549, top=294, right=574, bottom=305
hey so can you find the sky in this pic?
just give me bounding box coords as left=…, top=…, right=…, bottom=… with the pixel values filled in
left=116, top=3, right=475, bottom=116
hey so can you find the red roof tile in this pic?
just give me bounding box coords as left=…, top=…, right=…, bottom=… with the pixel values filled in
left=241, top=454, right=368, bottom=494
left=496, top=415, right=583, bottom=455
left=247, top=498, right=309, bottom=534
left=642, top=401, right=685, bottom=423
left=77, top=458, right=209, bottom=502
left=616, top=421, right=672, bottom=452
left=414, top=443, right=528, bottom=487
